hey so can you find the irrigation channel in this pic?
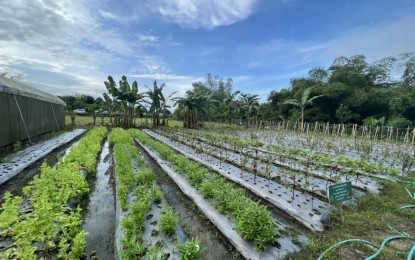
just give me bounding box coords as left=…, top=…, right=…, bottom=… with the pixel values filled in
left=81, top=140, right=116, bottom=260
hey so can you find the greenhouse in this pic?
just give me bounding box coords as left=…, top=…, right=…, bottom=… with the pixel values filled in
left=0, top=76, right=66, bottom=147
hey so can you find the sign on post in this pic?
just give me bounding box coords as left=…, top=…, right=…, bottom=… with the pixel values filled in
left=328, top=181, right=352, bottom=204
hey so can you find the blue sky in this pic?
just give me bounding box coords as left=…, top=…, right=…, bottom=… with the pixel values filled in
left=1, top=0, right=414, bottom=102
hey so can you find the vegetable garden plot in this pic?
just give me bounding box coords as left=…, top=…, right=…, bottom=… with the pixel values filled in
left=154, top=129, right=369, bottom=198
left=216, top=128, right=414, bottom=175
left=164, top=128, right=385, bottom=193
left=0, top=129, right=86, bottom=186
left=135, top=140, right=244, bottom=260
left=0, top=127, right=106, bottom=259
left=175, top=127, right=399, bottom=179
left=110, top=129, right=194, bottom=259
left=132, top=129, right=306, bottom=259
left=143, top=129, right=332, bottom=232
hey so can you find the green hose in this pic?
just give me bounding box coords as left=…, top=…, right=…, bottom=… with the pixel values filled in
left=317, top=236, right=413, bottom=260
left=365, top=235, right=410, bottom=260
left=408, top=243, right=415, bottom=260
left=381, top=217, right=409, bottom=237
left=317, top=239, right=376, bottom=260
left=405, top=187, right=415, bottom=199
left=400, top=187, right=415, bottom=210
left=318, top=172, right=415, bottom=259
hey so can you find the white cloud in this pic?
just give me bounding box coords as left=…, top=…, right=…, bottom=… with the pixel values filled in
left=238, top=12, right=415, bottom=72
left=322, top=14, right=415, bottom=62
left=127, top=74, right=192, bottom=80
left=138, top=34, right=159, bottom=43
left=0, top=0, right=147, bottom=97
left=149, top=0, right=259, bottom=29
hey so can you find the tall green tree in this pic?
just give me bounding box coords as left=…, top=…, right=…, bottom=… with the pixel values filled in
left=104, top=75, right=143, bottom=128
left=102, top=93, right=116, bottom=125
left=240, top=93, right=260, bottom=127
left=283, top=87, right=322, bottom=131
left=173, top=95, right=200, bottom=128
left=146, top=80, right=165, bottom=127
left=223, top=90, right=240, bottom=123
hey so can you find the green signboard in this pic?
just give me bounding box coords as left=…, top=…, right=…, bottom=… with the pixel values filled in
left=328, top=181, right=352, bottom=204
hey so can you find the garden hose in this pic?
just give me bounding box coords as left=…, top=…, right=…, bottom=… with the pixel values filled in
left=365, top=235, right=412, bottom=260
left=318, top=184, right=415, bottom=259
left=408, top=243, right=415, bottom=260
left=400, top=187, right=415, bottom=210
left=317, top=239, right=376, bottom=260
left=381, top=217, right=409, bottom=237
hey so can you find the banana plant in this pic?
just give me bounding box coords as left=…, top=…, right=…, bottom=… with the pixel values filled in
left=283, top=87, right=323, bottom=132
left=104, top=75, right=144, bottom=128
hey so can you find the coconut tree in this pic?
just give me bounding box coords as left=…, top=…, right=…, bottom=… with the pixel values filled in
left=283, top=87, right=322, bottom=131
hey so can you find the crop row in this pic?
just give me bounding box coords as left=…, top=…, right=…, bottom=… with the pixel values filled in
left=110, top=128, right=202, bottom=259
left=166, top=127, right=401, bottom=178
left=160, top=128, right=383, bottom=193
left=155, top=129, right=367, bottom=196
left=144, top=129, right=330, bottom=233
left=130, top=129, right=284, bottom=252
left=0, top=127, right=107, bottom=259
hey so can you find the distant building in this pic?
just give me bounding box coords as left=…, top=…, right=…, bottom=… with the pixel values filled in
left=0, top=76, right=66, bottom=147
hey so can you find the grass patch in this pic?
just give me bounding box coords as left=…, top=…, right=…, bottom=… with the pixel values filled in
left=295, top=179, right=415, bottom=259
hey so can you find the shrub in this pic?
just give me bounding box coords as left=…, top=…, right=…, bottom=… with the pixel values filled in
left=386, top=117, right=414, bottom=128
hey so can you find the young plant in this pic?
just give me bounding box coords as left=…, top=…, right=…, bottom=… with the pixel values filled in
left=160, top=206, right=177, bottom=235
left=177, top=238, right=204, bottom=260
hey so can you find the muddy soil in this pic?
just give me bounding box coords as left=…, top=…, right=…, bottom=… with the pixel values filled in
left=0, top=134, right=84, bottom=199
left=82, top=140, right=116, bottom=260
left=135, top=143, right=243, bottom=260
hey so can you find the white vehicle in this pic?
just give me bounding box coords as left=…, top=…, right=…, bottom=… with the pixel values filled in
left=74, top=109, right=86, bottom=114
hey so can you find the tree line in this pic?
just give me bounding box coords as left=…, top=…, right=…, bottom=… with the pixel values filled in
left=174, top=53, right=415, bottom=129
left=60, top=53, right=415, bottom=129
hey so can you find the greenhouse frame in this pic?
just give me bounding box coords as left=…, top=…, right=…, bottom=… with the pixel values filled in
left=0, top=76, right=66, bottom=147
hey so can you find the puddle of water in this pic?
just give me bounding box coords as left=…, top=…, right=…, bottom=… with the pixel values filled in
left=136, top=143, right=243, bottom=260
left=82, top=140, right=116, bottom=260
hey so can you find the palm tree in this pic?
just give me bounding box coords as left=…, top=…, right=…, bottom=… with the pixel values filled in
left=283, top=87, right=322, bottom=131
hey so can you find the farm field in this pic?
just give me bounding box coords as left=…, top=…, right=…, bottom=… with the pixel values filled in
left=0, top=125, right=414, bottom=259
